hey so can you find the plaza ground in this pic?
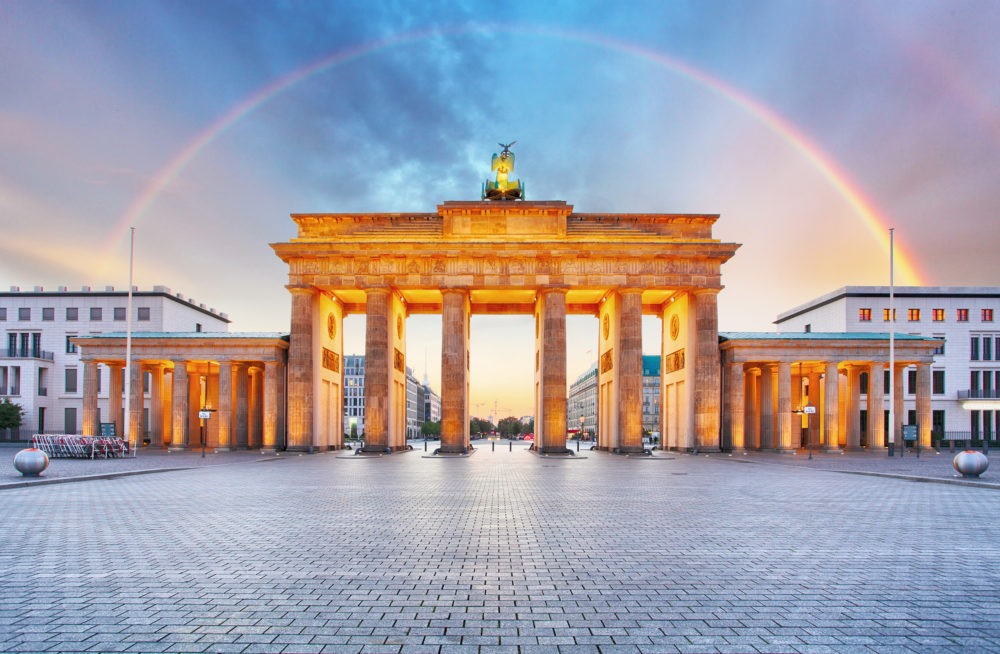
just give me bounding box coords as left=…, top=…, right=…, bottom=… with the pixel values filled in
left=2, top=442, right=999, bottom=653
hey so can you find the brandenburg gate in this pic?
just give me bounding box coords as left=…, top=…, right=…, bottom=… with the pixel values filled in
left=272, top=149, right=740, bottom=454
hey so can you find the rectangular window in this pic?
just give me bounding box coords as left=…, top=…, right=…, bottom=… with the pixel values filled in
left=971, top=410, right=981, bottom=438
left=908, top=308, right=920, bottom=321
left=18, top=307, right=30, bottom=321
left=972, top=337, right=980, bottom=360
left=932, top=308, right=945, bottom=321
left=907, top=409, right=916, bottom=426
left=195, top=323, right=202, bottom=332
left=66, top=335, right=77, bottom=354
left=985, top=371, right=994, bottom=395
left=859, top=308, right=871, bottom=322
left=907, top=369, right=917, bottom=395
left=933, top=338, right=945, bottom=355
left=984, top=309, right=995, bottom=322
left=66, top=307, right=78, bottom=321
left=933, top=410, right=945, bottom=436
left=137, top=307, right=150, bottom=321
left=971, top=370, right=981, bottom=393
left=143, top=372, right=150, bottom=394
left=958, top=308, right=969, bottom=322
left=985, top=337, right=994, bottom=361
left=90, top=307, right=102, bottom=321
left=986, top=412, right=994, bottom=439
left=884, top=369, right=890, bottom=394
left=0, top=307, right=6, bottom=321
left=7, top=333, right=14, bottom=355
left=932, top=370, right=945, bottom=395
left=64, top=407, right=77, bottom=435
left=883, top=308, right=897, bottom=322
left=860, top=372, right=869, bottom=395
left=65, top=368, right=78, bottom=394
left=113, top=307, right=126, bottom=321
left=0, top=366, right=6, bottom=395
left=42, top=307, right=54, bottom=321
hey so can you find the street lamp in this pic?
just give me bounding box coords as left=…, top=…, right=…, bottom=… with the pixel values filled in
left=578, top=415, right=585, bottom=452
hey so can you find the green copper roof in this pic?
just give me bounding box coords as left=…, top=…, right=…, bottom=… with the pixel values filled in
left=720, top=332, right=937, bottom=341
left=76, top=332, right=288, bottom=340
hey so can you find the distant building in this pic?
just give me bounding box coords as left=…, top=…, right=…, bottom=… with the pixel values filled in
left=568, top=355, right=660, bottom=438
left=342, top=356, right=440, bottom=437
left=343, top=355, right=365, bottom=436
left=0, top=284, right=228, bottom=437
left=424, top=383, right=441, bottom=423
left=406, top=366, right=423, bottom=439
left=775, top=286, right=1000, bottom=437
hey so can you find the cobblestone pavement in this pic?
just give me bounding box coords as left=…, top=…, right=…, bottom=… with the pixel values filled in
left=2, top=443, right=999, bottom=653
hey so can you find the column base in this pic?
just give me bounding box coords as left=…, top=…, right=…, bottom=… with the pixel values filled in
left=260, top=448, right=277, bottom=455
left=823, top=447, right=843, bottom=454
left=775, top=448, right=796, bottom=455
left=167, top=446, right=187, bottom=452
left=214, top=447, right=232, bottom=453
left=286, top=445, right=316, bottom=453
left=536, top=446, right=574, bottom=455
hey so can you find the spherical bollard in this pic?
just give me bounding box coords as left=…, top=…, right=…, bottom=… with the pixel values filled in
left=953, top=450, right=989, bottom=478
left=13, top=448, right=49, bottom=477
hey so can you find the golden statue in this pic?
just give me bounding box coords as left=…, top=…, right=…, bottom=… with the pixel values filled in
left=482, top=141, right=524, bottom=200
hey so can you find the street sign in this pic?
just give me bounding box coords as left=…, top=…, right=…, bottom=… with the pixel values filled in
left=902, top=425, right=918, bottom=441
left=803, top=405, right=816, bottom=414
left=198, top=410, right=211, bottom=420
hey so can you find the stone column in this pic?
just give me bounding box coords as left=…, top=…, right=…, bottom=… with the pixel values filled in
left=746, top=368, right=760, bottom=449
left=169, top=362, right=188, bottom=451
left=776, top=362, right=793, bottom=453
left=916, top=363, right=932, bottom=449
left=216, top=362, right=233, bottom=452
left=726, top=363, right=745, bottom=452
left=82, top=361, right=100, bottom=436
left=189, top=368, right=202, bottom=447
left=693, top=289, right=721, bottom=452
left=286, top=286, right=316, bottom=451
left=440, top=289, right=470, bottom=453
left=262, top=361, right=279, bottom=453
left=128, top=363, right=143, bottom=448
left=161, top=368, right=173, bottom=447
left=618, top=290, right=644, bottom=453
left=538, top=289, right=569, bottom=454
left=846, top=366, right=862, bottom=450
left=234, top=363, right=249, bottom=449
left=823, top=362, right=840, bottom=452
left=759, top=365, right=774, bottom=450
left=893, top=364, right=906, bottom=449
left=867, top=362, right=885, bottom=451
left=249, top=366, right=263, bottom=449
left=107, top=363, right=123, bottom=438
left=807, top=372, right=821, bottom=451
left=363, top=289, right=391, bottom=452
left=149, top=365, right=164, bottom=448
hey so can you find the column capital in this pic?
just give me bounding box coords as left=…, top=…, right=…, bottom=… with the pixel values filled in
left=286, top=285, right=317, bottom=296
left=439, top=287, right=470, bottom=297
left=537, top=287, right=569, bottom=296
left=691, top=287, right=721, bottom=296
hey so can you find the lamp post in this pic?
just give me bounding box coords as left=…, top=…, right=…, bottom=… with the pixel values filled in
left=198, top=407, right=215, bottom=459
left=578, top=415, right=585, bottom=452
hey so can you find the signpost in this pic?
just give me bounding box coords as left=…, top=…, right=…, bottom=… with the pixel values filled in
left=803, top=403, right=816, bottom=459
left=902, top=424, right=917, bottom=459
left=198, top=408, right=215, bottom=458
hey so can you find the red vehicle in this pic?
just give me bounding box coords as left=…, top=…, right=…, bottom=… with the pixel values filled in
left=523, top=433, right=534, bottom=441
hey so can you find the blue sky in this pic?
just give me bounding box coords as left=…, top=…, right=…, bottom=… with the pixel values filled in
left=3, top=1, right=999, bottom=416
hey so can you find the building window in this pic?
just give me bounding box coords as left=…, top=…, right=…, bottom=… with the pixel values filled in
left=932, top=370, right=945, bottom=395
left=65, top=368, right=78, bottom=394
left=65, top=307, right=78, bottom=321
left=195, top=323, right=202, bottom=332
left=971, top=410, right=981, bottom=438
left=860, top=372, right=869, bottom=394
left=971, top=337, right=980, bottom=361
left=66, top=335, right=77, bottom=354
left=883, top=309, right=896, bottom=321
left=64, top=407, right=77, bottom=435
left=18, top=308, right=30, bottom=321
left=0, top=308, right=5, bottom=321
left=113, top=307, right=126, bottom=321
left=932, top=309, right=945, bottom=321
left=137, top=307, right=150, bottom=321
left=985, top=338, right=994, bottom=361
left=90, top=307, right=102, bottom=321
left=984, top=309, right=994, bottom=322
left=804, top=324, right=811, bottom=332
left=907, top=369, right=916, bottom=395
left=958, top=308, right=969, bottom=322
left=859, top=308, right=871, bottom=322
left=42, top=307, right=54, bottom=321
left=907, top=308, right=920, bottom=322
left=883, top=370, right=890, bottom=394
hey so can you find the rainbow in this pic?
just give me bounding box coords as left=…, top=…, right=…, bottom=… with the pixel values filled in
left=106, top=24, right=924, bottom=285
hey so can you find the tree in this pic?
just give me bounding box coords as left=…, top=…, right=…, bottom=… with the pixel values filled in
left=469, top=417, right=493, bottom=435
left=521, top=418, right=534, bottom=435
left=497, top=416, right=521, bottom=436
left=0, top=399, right=25, bottom=435
left=421, top=420, right=441, bottom=436
left=349, top=423, right=358, bottom=440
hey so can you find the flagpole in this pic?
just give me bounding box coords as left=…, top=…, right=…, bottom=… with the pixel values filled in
left=888, top=228, right=895, bottom=457
left=124, top=227, right=136, bottom=456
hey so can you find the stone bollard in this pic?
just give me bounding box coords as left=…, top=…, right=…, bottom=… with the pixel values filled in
left=14, top=448, right=50, bottom=477
left=953, top=450, right=989, bottom=478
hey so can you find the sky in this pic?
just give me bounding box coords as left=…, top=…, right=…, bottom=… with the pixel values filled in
left=3, top=1, right=1000, bottom=419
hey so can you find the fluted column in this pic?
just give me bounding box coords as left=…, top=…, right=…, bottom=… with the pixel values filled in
left=107, top=363, right=123, bottom=439
left=188, top=367, right=202, bottom=447
left=867, top=363, right=885, bottom=450
left=538, top=289, right=569, bottom=454
left=726, top=363, right=745, bottom=452
left=440, top=289, right=470, bottom=453
left=893, top=364, right=906, bottom=449
left=216, top=362, right=233, bottom=452
left=262, top=361, right=279, bottom=453
left=746, top=368, right=760, bottom=449
left=846, top=366, right=862, bottom=450
left=776, top=362, right=793, bottom=453
left=149, top=365, right=164, bottom=447
left=128, top=363, right=143, bottom=448
left=363, top=288, right=391, bottom=452
left=759, top=365, right=774, bottom=450
left=806, top=372, right=821, bottom=451
left=823, top=362, right=840, bottom=452
left=916, top=363, right=932, bottom=449
left=249, top=366, right=262, bottom=449
left=234, top=363, right=249, bottom=449
left=693, top=289, right=721, bottom=452
left=617, top=290, right=644, bottom=453
left=169, top=362, right=189, bottom=451
left=287, top=286, right=316, bottom=451
left=82, top=361, right=100, bottom=436
left=161, top=368, right=173, bottom=447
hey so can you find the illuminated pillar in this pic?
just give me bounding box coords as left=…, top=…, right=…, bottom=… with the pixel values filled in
left=823, top=362, right=840, bottom=452
left=363, top=288, right=391, bottom=452
left=128, top=363, right=143, bottom=447
left=234, top=363, right=249, bottom=449
left=846, top=366, right=863, bottom=450
left=726, top=362, right=745, bottom=452
left=692, top=289, right=721, bottom=451
left=108, top=363, right=123, bottom=438
left=807, top=371, right=821, bottom=451
left=216, top=362, right=233, bottom=452
left=618, top=289, right=644, bottom=453
left=759, top=365, right=774, bottom=450
left=894, top=364, right=906, bottom=449
left=746, top=368, right=760, bottom=449
left=249, top=366, right=262, bottom=449
left=169, top=361, right=188, bottom=451
left=867, top=362, right=885, bottom=450
left=776, top=361, right=793, bottom=453
left=440, top=289, right=470, bottom=453
left=286, top=286, right=316, bottom=451
left=149, top=365, right=164, bottom=448
left=535, top=289, right=569, bottom=454
left=916, top=363, right=932, bottom=449
left=262, top=361, right=279, bottom=453
left=82, top=361, right=100, bottom=436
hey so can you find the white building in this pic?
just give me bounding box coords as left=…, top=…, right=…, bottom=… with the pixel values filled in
left=1, top=285, right=228, bottom=437
left=775, top=286, right=1000, bottom=439
left=568, top=355, right=660, bottom=438
left=343, top=355, right=365, bottom=437
left=423, top=381, right=440, bottom=423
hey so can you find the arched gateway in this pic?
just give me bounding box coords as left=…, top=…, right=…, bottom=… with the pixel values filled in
left=271, top=198, right=740, bottom=454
